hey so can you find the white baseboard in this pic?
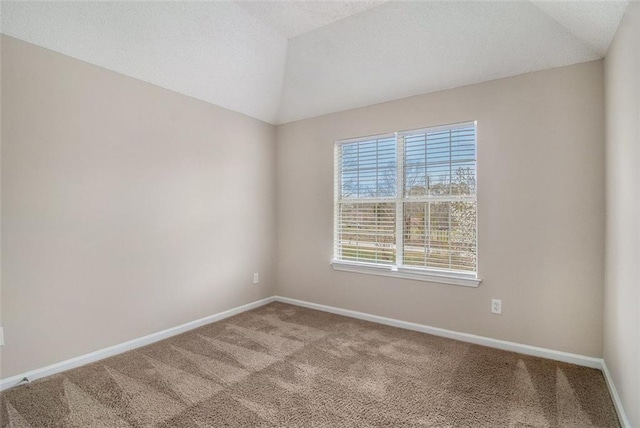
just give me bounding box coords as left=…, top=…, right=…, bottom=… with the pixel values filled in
left=276, top=296, right=635, bottom=425
left=0, top=296, right=275, bottom=392
left=601, top=360, right=631, bottom=428
left=274, top=296, right=603, bottom=369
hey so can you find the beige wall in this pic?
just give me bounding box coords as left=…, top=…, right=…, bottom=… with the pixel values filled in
left=276, top=61, right=606, bottom=357
left=1, top=36, right=277, bottom=378
left=0, top=34, right=3, bottom=375
left=604, top=2, right=640, bottom=426
left=0, top=31, right=613, bottom=381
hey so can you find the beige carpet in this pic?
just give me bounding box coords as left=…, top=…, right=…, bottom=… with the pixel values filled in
left=0, top=302, right=619, bottom=427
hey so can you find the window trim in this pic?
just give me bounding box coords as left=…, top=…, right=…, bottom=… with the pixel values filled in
left=330, top=259, right=481, bottom=287
left=332, top=121, right=481, bottom=287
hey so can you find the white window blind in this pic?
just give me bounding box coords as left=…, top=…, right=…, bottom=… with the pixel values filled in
left=334, top=122, right=477, bottom=277
left=334, top=135, right=397, bottom=265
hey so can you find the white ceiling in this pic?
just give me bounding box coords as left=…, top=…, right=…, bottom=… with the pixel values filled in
left=236, top=1, right=386, bottom=38
left=1, top=1, right=629, bottom=124
left=278, top=0, right=628, bottom=123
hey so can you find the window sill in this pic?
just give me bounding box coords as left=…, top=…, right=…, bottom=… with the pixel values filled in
left=330, top=260, right=481, bottom=288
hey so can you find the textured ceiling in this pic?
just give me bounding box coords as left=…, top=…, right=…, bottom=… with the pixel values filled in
left=236, top=1, right=386, bottom=38
left=530, top=0, right=629, bottom=57
left=1, top=1, right=629, bottom=124
left=277, top=0, right=628, bottom=123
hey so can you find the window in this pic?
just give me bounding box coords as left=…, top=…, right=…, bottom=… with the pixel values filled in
left=332, top=121, right=479, bottom=287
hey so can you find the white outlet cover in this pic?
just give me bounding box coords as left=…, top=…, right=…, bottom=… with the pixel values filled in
left=491, top=299, right=502, bottom=314
left=253, top=273, right=259, bottom=284
left=0, top=327, right=4, bottom=346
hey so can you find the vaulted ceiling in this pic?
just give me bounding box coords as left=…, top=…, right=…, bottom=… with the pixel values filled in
left=1, top=1, right=629, bottom=124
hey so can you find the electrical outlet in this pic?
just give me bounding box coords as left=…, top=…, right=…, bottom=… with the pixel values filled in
left=253, top=273, right=259, bottom=284
left=0, top=327, right=4, bottom=346
left=491, top=299, right=502, bottom=314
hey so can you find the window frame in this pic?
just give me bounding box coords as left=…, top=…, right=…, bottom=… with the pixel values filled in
left=331, top=121, right=481, bottom=288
